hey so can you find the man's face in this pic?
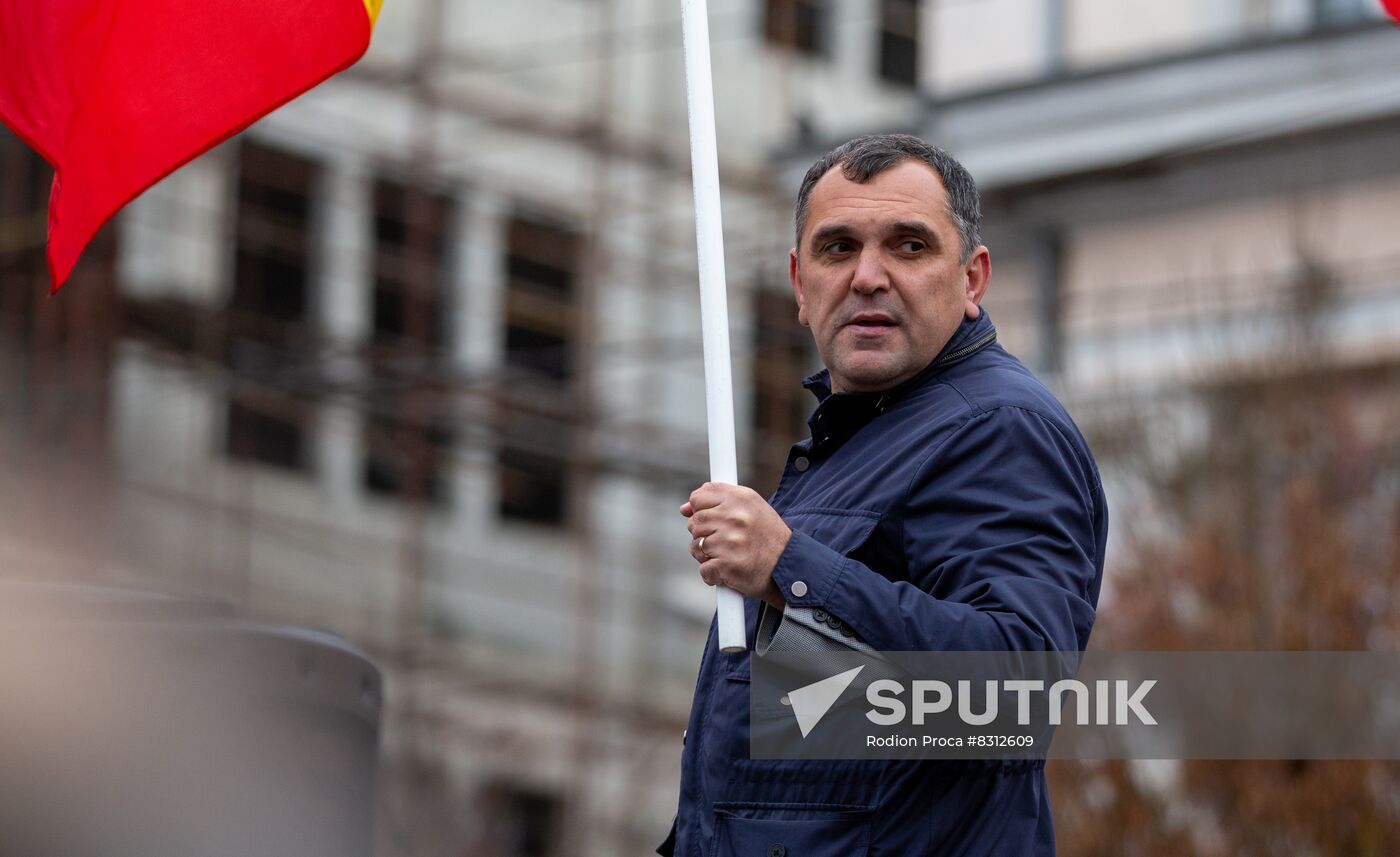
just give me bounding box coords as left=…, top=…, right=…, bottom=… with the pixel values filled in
left=790, top=160, right=990, bottom=394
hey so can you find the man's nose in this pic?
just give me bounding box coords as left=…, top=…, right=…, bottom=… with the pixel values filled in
left=850, top=247, right=890, bottom=294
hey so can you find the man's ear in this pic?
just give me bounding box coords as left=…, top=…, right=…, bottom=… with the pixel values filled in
left=789, top=248, right=809, bottom=327
left=963, top=246, right=991, bottom=320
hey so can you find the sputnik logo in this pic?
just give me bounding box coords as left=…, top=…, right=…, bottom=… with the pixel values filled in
left=787, top=666, right=865, bottom=738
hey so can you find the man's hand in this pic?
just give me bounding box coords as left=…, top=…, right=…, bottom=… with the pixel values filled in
left=680, top=482, right=792, bottom=611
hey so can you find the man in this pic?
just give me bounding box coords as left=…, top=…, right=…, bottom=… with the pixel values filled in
left=660, top=134, right=1106, bottom=856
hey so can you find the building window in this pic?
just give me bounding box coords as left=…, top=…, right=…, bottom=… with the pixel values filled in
left=363, top=405, right=453, bottom=506
left=362, top=177, right=456, bottom=505
left=370, top=178, right=453, bottom=349
left=498, top=216, right=580, bottom=525
left=0, top=128, right=53, bottom=338
left=2, top=127, right=120, bottom=448
left=877, top=0, right=920, bottom=86
left=225, top=139, right=320, bottom=472
left=498, top=444, right=567, bottom=525
left=477, top=783, right=561, bottom=857
left=0, top=129, right=50, bottom=244
left=749, top=289, right=813, bottom=498
left=764, top=0, right=829, bottom=56
left=230, top=140, right=318, bottom=329
left=503, top=218, right=578, bottom=383
left=227, top=394, right=307, bottom=471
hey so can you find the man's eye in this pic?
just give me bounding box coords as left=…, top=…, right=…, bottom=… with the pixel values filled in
left=897, top=240, right=925, bottom=253
left=825, top=241, right=853, bottom=254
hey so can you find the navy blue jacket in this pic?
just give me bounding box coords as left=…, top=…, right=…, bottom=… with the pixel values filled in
left=660, top=310, right=1107, bottom=857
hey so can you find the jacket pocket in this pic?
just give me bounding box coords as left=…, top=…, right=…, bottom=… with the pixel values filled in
left=784, top=509, right=881, bottom=558
left=712, top=807, right=872, bottom=857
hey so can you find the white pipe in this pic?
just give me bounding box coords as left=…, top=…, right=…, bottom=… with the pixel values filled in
left=679, top=0, right=746, bottom=653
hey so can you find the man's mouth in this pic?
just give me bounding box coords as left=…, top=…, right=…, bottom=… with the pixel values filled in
left=845, top=313, right=898, bottom=334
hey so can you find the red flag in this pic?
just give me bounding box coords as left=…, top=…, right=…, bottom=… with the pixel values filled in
left=0, top=0, right=381, bottom=293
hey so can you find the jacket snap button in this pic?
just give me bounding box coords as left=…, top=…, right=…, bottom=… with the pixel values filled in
left=790, top=580, right=808, bottom=598
left=793, top=457, right=810, bottom=472
left=768, top=846, right=786, bottom=857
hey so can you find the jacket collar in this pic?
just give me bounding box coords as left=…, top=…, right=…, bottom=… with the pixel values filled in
left=799, top=309, right=997, bottom=451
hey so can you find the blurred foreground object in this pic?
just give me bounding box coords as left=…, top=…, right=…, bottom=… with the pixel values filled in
left=0, top=0, right=383, bottom=292
left=0, top=582, right=382, bottom=857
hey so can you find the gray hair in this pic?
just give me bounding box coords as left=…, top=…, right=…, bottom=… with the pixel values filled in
left=793, top=134, right=982, bottom=263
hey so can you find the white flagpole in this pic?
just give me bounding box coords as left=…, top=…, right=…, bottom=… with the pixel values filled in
left=679, top=0, right=747, bottom=653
